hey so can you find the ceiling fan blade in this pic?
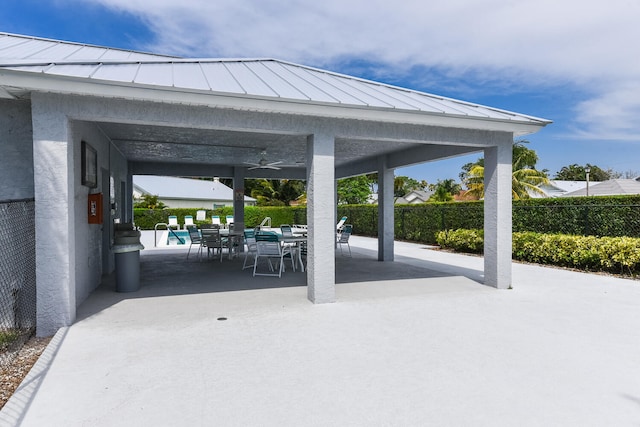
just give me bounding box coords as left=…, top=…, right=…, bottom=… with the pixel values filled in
left=267, top=161, right=283, bottom=166
left=264, top=165, right=282, bottom=170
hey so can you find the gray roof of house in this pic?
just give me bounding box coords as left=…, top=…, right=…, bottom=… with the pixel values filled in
left=562, top=179, right=640, bottom=197
left=0, top=32, right=550, bottom=129
left=133, top=175, right=256, bottom=201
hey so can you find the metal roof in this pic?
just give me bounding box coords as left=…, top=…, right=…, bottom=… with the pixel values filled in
left=133, top=175, right=256, bottom=201
left=562, top=179, right=640, bottom=197
left=0, top=32, right=176, bottom=61
left=0, top=33, right=550, bottom=127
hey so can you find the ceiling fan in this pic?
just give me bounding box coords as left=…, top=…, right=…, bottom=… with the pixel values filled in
left=244, top=150, right=283, bottom=170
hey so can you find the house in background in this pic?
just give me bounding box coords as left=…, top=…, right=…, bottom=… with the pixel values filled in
left=533, top=180, right=588, bottom=198
left=562, top=178, right=640, bottom=197
left=133, top=176, right=256, bottom=208
left=395, top=189, right=433, bottom=204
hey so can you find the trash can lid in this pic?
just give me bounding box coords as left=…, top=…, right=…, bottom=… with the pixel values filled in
left=112, top=243, right=145, bottom=253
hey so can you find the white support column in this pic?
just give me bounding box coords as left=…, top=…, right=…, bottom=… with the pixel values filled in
left=306, top=133, right=336, bottom=303
left=31, top=97, right=76, bottom=336
left=378, top=157, right=394, bottom=261
left=484, top=136, right=513, bottom=289
left=233, top=167, right=245, bottom=229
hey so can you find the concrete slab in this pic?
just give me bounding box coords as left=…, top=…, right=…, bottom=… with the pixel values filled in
left=2, top=236, right=640, bottom=426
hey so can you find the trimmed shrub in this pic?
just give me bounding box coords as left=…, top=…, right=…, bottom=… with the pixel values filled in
left=437, top=228, right=640, bottom=275
left=435, top=229, right=484, bottom=254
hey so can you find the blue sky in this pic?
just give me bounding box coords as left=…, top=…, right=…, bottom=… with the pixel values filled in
left=2, top=0, right=639, bottom=184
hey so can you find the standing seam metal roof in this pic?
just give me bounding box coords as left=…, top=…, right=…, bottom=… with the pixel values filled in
left=0, top=32, right=551, bottom=126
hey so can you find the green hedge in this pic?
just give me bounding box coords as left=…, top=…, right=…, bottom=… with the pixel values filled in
left=135, top=195, right=640, bottom=244
left=134, top=206, right=307, bottom=230
left=436, top=228, right=640, bottom=275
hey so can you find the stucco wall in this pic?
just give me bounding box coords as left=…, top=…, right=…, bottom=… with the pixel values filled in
left=70, top=120, right=128, bottom=306
left=0, top=99, right=33, bottom=200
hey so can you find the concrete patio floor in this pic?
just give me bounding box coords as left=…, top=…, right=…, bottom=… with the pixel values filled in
left=2, top=235, right=640, bottom=426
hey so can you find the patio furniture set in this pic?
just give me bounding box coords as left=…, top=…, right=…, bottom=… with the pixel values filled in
left=183, top=217, right=353, bottom=278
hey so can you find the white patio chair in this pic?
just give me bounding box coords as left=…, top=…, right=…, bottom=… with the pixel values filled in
left=183, top=215, right=194, bottom=228
left=253, top=233, right=293, bottom=277
left=225, top=215, right=234, bottom=228
left=336, top=224, right=353, bottom=257
left=242, top=229, right=257, bottom=270
left=211, top=215, right=221, bottom=226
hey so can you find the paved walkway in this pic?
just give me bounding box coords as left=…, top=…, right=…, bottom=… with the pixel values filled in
left=2, top=236, right=640, bottom=426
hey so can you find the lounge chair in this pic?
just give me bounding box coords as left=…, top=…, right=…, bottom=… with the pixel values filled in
left=336, top=224, right=353, bottom=257
left=196, top=210, right=206, bottom=221
left=211, top=215, right=221, bottom=227
left=225, top=215, right=234, bottom=228
left=184, top=215, right=194, bottom=228
left=168, top=215, right=180, bottom=230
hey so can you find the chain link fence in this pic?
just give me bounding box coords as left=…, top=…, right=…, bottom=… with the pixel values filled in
left=0, top=199, right=36, bottom=370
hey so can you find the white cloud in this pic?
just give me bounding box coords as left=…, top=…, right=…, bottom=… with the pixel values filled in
left=84, top=0, right=640, bottom=140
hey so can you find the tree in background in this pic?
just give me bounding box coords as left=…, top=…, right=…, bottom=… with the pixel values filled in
left=461, top=140, right=549, bottom=200
left=554, top=164, right=612, bottom=181
left=428, top=179, right=462, bottom=202
left=247, top=179, right=305, bottom=206
left=337, top=176, right=371, bottom=204
left=133, top=194, right=166, bottom=209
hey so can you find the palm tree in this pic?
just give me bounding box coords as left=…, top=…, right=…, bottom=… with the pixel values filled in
left=465, top=148, right=550, bottom=200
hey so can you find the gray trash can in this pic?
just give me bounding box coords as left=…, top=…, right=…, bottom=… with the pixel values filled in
left=113, top=225, right=144, bottom=293
left=113, top=243, right=144, bottom=292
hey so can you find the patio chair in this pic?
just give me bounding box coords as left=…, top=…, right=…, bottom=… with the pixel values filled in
left=186, top=225, right=203, bottom=259
left=196, top=210, right=206, bottom=221
left=242, top=229, right=257, bottom=270
left=168, top=215, right=180, bottom=230
left=225, top=215, right=234, bottom=228
left=211, top=215, right=221, bottom=226
left=280, top=224, right=294, bottom=239
left=184, top=215, right=194, bottom=228
left=336, top=224, right=353, bottom=257
left=336, top=216, right=348, bottom=232
left=253, top=233, right=294, bottom=277
left=202, top=228, right=224, bottom=262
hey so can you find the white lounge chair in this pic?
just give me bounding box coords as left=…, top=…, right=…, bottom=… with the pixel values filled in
left=184, top=215, right=194, bottom=228
left=225, top=215, right=234, bottom=228
left=211, top=215, right=221, bottom=226
left=168, top=215, right=180, bottom=230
